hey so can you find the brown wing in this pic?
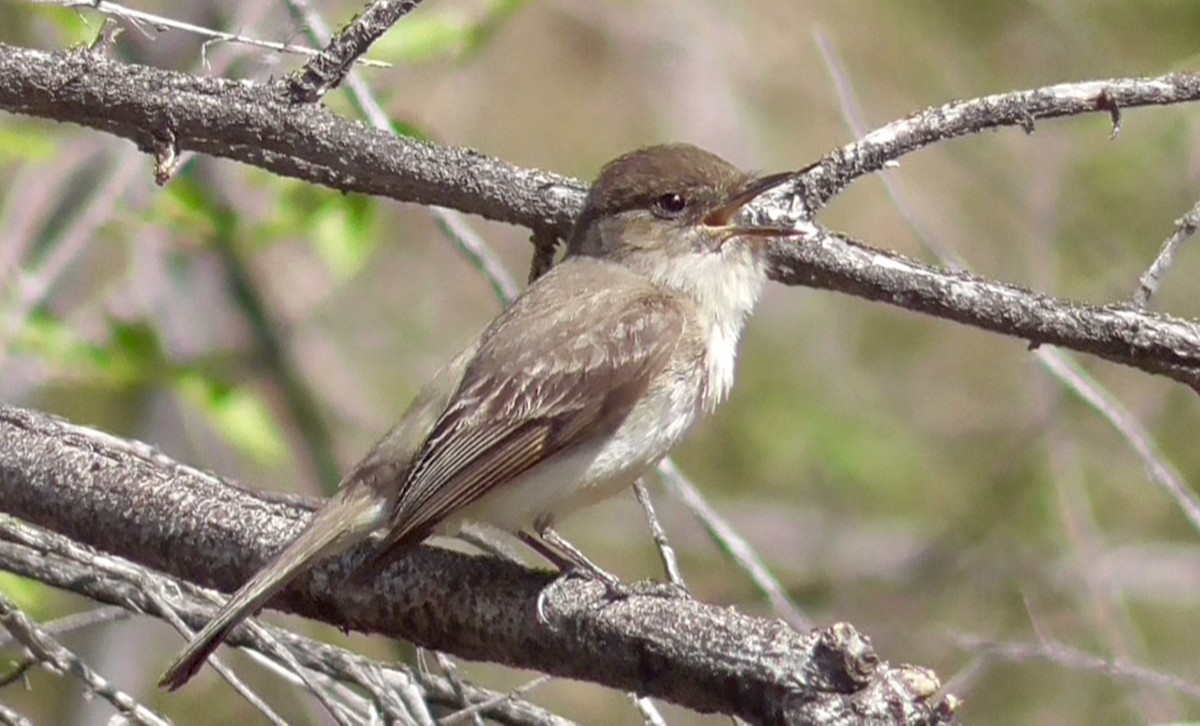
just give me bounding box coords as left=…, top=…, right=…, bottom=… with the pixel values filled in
left=375, top=258, right=689, bottom=552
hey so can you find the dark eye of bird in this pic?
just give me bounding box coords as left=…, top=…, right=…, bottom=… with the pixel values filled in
left=652, top=192, right=688, bottom=218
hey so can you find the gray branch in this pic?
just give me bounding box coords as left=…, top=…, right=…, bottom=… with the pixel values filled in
left=286, top=0, right=428, bottom=102
left=1, top=43, right=1197, bottom=390
left=0, top=405, right=952, bottom=724
left=0, top=43, right=583, bottom=234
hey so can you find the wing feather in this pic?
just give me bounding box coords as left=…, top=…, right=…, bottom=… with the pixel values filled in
left=376, top=259, right=689, bottom=552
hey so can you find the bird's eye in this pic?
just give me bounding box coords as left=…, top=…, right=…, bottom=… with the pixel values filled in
left=652, top=192, right=688, bottom=218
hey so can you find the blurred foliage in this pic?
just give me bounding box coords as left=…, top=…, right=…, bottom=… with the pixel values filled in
left=2, top=0, right=1200, bottom=724
left=372, top=0, right=528, bottom=63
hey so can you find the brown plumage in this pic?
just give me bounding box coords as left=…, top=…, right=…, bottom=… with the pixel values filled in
left=159, top=144, right=800, bottom=690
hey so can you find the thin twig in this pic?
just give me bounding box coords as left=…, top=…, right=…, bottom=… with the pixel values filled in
left=658, top=460, right=811, bottom=630
left=0, top=606, right=128, bottom=651
left=812, top=33, right=1200, bottom=534
left=434, top=209, right=521, bottom=304
left=28, top=0, right=388, bottom=68
left=0, top=154, right=141, bottom=360
left=0, top=657, right=37, bottom=689
left=429, top=651, right=481, bottom=726
left=243, top=618, right=362, bottom=726
left=953, top=634, right=1200, bottom=703
left=287, top=0, right=427, bottom=102
left=632, top=479, right=686, bottom=588
left=632, top=696, right=667, bottom=726
left=439, top=674, right=553, bottom=726
left=0, top=700, right=32, bottom=726
left=794, top=74, right=1200, bottom=215
left=0, top=591, right=170, bottom=726
left=1036, top=349, right=1200, bottom=533
left=812, top=29, right=967, bottom=271
left=152, top=576, right=359, bottom=725
left=15, top=526, right=293, bottom=725
left=1132, top=199, right=1200, bottom=310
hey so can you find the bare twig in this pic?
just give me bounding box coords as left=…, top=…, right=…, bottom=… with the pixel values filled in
left=1036, top=349, right=1200, bottom=533
left=0, top=700, right=32, bottom=726
left=0, top=516, right=559, bottom=725
left=1132, top=199, right=1200, bottom=310
left=29, top=0, right=388, bottom=68
left=812, top=29, right=966, bottom=271
left=658, top=460, right=811, bottom=630
left=3, top=516, right=293, bottom=725
left=428, top=651, right=480, bottom=726
left=0, top=153, right=141, bottom=360
left=0, top=657, right=36, bottom=689
left=0, top=606, right=128, bottom=651
left=632, top=479, right=686, bottom=589
left=953, top=634, right=1200, bottom=704
left=793, top=74, right=1200, bottom=214
left=287, top=0, right=427, bottom=102
left=632, top=696, right=667, bottom=726
left=439, top=674, right=553, bottom=726
left=434, top=209, right=521, bottom=304
left=0, top=591, right=169, bottom=726
left=811, top=33, right=1200, bottom=534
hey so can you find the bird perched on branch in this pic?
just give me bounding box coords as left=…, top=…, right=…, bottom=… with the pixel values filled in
left=160, top=143, right=803, bottom=689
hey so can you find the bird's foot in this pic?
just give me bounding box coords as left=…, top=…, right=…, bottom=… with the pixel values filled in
left=535, top=564, right=630, bottom=623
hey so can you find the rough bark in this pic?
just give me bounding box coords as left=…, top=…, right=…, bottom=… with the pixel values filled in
left=0, top=405, right=951, bottom=724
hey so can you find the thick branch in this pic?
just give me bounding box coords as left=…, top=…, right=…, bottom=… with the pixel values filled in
left=2, top=43, right=1197, bottom=391
left=0, top=405, right=951, bottom=725
left=0, top=43, right=583, bottom=234
left=768, top=229, right=1200, bottom=391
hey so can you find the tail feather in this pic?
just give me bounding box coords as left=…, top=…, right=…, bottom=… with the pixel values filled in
left=159, top=490, right=383, bottom=690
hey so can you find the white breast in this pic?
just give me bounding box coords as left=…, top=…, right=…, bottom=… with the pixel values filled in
left=652, top=245, right=765, bottom=411
left=704, top=318, right=741, bottom=410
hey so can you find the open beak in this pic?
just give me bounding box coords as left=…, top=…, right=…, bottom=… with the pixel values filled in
left=702, top=170, right=804, bottom=239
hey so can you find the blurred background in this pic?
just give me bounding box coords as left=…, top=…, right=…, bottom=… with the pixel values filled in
left=2, top=0, right=1200, bottom=723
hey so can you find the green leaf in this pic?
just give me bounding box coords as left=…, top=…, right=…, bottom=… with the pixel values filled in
left=174, top=372, right=288, bottom=465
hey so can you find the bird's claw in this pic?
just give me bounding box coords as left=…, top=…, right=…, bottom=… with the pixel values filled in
left=535, top=565, right=631, bottom=623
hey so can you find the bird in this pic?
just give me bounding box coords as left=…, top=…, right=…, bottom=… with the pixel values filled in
left=159, top=143, right=802, bottom=689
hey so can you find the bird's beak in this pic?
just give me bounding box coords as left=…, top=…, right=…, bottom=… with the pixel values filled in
left=702, top=170, right=804, bottom=239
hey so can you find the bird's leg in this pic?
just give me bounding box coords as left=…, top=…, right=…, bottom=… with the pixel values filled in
left=540, top=527, right=622, bottom=585
left=517, top=530, right=577, bottom=573
left=518, top=526, right=620, bottom=584
left=521, top=523, right=628, bottom=621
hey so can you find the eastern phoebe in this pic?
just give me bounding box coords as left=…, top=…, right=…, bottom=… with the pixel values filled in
left=160, top=143, right=801, bottom=689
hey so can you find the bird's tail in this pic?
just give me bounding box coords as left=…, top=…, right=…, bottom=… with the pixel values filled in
left=158, top=489, right=384, bottom=690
